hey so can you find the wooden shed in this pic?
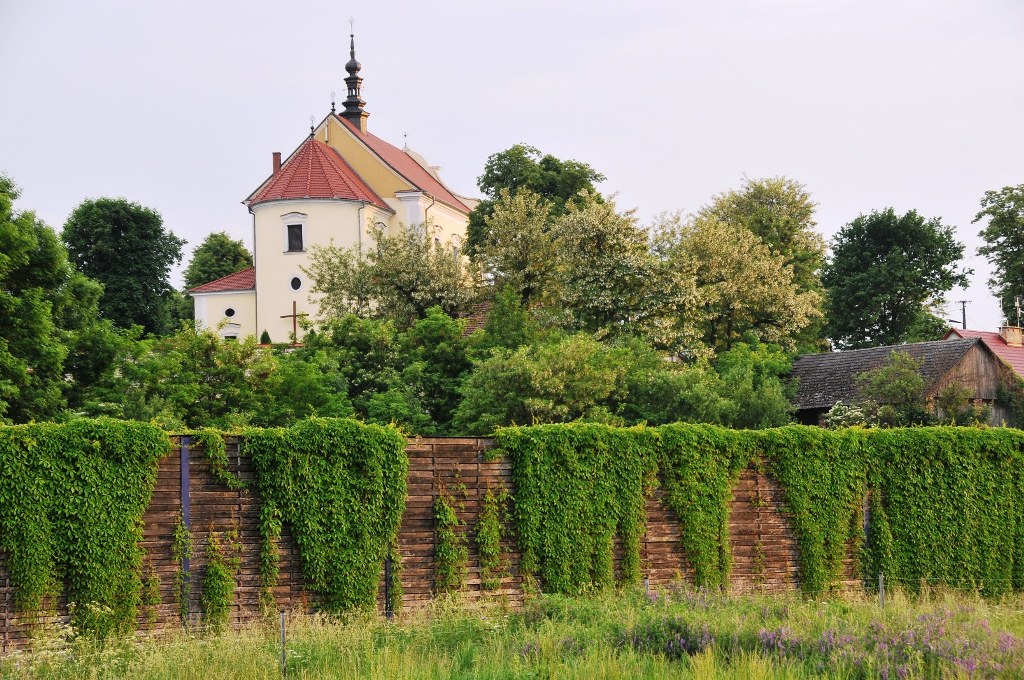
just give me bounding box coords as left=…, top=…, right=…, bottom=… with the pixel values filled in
left=790, top=337, right=1015, bottom=426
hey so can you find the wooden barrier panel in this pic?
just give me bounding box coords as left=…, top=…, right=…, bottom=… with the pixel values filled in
left=0, top=436, right=856, bottom=649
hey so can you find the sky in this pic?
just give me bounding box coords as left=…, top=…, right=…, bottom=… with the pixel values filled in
left=2, top=0, right=1022, bottom=331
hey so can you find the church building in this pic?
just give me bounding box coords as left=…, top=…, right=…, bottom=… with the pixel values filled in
left=189, top=36, right=476, bottom=342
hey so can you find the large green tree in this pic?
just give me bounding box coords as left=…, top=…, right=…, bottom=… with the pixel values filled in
left=699, top=177, right=827, bottom=351
left=975, top=184, right=1024, bottom=324
left=653, top=212, right=821, bottom=356
left=62, top=198, right=185, bottom=335
left=823, top=208, right=970, bottom=349
left=0, top=177, right=119, bottom=422
left=466, top=144, right=604, bottom=254
left=183, top=231, right=252, bottom=290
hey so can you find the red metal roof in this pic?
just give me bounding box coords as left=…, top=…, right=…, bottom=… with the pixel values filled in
left=943, top=328, right=1024, bottom=377
left=336, top=116, right=471, bottom=214
left=248, top=137, right=390, bottom=210
left=189, top=266, right=255, bottom=294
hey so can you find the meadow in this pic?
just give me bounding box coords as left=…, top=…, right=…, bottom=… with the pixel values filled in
left=3, top=584, right=1023, bottom=679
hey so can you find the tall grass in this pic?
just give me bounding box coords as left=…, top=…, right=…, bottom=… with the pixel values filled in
left=4, top=586, right=1023, bottom=679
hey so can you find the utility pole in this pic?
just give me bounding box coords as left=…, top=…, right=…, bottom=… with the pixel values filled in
left=947, top=300, right=968, bottom=330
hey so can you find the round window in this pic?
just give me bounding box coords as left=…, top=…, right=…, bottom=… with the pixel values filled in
left=224, top=307, right=236, bottom=318
left=290, top=276, right=302, bottom=291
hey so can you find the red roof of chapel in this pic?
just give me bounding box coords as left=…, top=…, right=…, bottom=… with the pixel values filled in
left=248, top=137, right=390, bottom=210
left=188, top=266, right=255, bottom=294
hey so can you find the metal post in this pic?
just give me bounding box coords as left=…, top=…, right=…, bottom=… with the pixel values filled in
left=384, top=553, right=394, bottom=621
left=878, top=573, right=885, bottom=609
left=280, top=610, right=286, bottom=674
left=644, top=577, right=650, bottom=595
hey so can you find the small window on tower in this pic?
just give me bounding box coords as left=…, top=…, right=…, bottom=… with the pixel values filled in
left=287, top=224, right=304, bottom=252
left=224, top=307, right=236, bottom=318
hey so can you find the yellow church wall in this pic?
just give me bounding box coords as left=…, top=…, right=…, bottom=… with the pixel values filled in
left=319, top=117, right=413, bottom=199
left=192, top=291, right=256, bottom=339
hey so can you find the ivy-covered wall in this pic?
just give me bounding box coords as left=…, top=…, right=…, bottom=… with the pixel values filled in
left=3, top=420, right=1022, bottom=649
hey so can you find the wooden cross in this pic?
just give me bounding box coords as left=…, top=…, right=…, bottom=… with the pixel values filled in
left=280, top=300, right=309, bottom=343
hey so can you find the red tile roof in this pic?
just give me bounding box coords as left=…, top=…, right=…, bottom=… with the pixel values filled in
left=189, top=266, right=256, bottom=294
left=943, top=328, right=1024, bottom=377
left=248, top=137, right=390, bottom=210
left=336, top=116, right=471, bottom=214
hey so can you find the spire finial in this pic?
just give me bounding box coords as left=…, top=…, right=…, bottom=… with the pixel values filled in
left=331, top=91, right=336, bottom=113
left=310, top=115, right=315, bottom=136
left=340, top=20, right=369, bottom=132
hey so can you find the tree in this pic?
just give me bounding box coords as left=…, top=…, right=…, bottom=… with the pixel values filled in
left=699, top=177, right=827, bottom=351
left=0, top=176, right=120, bottom=422
left=183, top=231, right=252, bottom=290
left=466, top=144, right=604, bottom=254
left=823, top=209, right=970, bottom=349
left=552, top=194, right=668, bottom=338
left=699, top=177, right=824, bottom=296
left=476, top=189, right=556, bottom=306
left=305, top=221, right=477, bottom=328
left=653, top=212, right=821, bottom=356
left=62, top=198, right=185, bottom=335
left=853, top=351, right=931, bottom=427
left=975, top=184, right=1024, bottom=324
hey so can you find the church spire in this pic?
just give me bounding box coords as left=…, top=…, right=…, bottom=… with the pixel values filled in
left=340, top=32, right=369, bottom=133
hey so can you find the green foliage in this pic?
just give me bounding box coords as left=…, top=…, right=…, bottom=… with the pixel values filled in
left=476, top=489, right=508, bottom=590
left=433, top=480, right=468, bottom=594
left=190, top=428, right=245, bottom=491
left=824, top=208, right=970, bottom=349
left=171, top=513, right=192, bottom=626
left=62, top=197, right=185, bottom=336
left=656, top=425, right=752, bottom=588
left=0, top=175, right=118, bottom=423
left=257, top=500, right=282, bottom=615
left=0, top=419, right=168, bottom=636
left=757, top=427, right=868, bottom=596
left=863, top=427, right=1024, bottom=595
left=399, top=307, right=472, bottom=433
left=200, top=528, right=241, bottom=633
left=854, top=351, right=931, bottom=427
left=183, top=231, right=252, bottom=291
left=975, top=184, right=1024, bottom=322
left=467, top=144, right=605, bottom=255
left=246, top=418, right=408, bottom=614
left=933, top=384, right=991, bottom=425
left=259, top=330, right=271, bottom=344
left=496, top=424, right=657, bottom=594
left=305, top=221, right=477, bottom=328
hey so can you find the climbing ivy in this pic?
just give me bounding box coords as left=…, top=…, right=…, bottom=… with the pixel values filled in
left=172, top=513, right=193, bottom=626
left=656, top=424, right=753, bottom=589
left=200, top=527, right=242, bottom=632
left=0, top=419, right=168, bottom=637
left=863, top=427, right=1024, bottom=595
left=756, top=426, right=868, bottom=596
left=476, top=488, right=508, bottom=590
left=495, top=423, right=657, bottom=594
left=141, top=558, right=161, bottom=626
left=190, top=428, right=246, bottom=491
left=434, top=479, right=468, bottom=594
left=246, top=418, right=408, bottom=614
left=257, top=500, right=282, bottom=615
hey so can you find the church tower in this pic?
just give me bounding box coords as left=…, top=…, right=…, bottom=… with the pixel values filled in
left=189, top=35, right=477, bottom=343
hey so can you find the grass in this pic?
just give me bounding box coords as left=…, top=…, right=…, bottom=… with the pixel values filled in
left=3, top=585, right=1024, bottom=679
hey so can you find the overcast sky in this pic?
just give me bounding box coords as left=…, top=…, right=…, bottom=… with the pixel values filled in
left=2, top=0, right=1022, bottom=331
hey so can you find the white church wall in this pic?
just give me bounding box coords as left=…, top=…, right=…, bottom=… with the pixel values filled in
left=193, top=290, right=256, bottom=340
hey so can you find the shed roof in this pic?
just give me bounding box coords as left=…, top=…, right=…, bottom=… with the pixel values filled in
left=790, top=338, right=980, bottom=410
left=943, top=328, right=1024, bottom=378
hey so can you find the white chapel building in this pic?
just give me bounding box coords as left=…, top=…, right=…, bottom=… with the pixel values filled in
left=189, top=36, right=476, bottom=342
